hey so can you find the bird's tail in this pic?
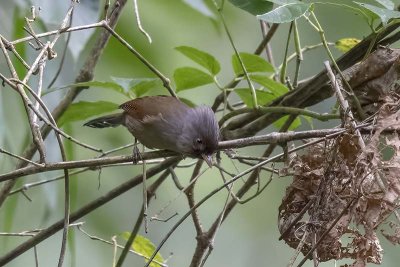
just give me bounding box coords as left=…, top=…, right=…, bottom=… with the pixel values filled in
left=84, top=113, right=124, bottom=128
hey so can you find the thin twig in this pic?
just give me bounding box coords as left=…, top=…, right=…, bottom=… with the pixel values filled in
left=260, top=21, right=276, bottom=69
left=33, top=246, right=39, bottom=267
left=132, top=0, right=152, bottom=43
left=47, top=10, right=74, bottom=88
left=278, top=43, right=334, bottom=70
left=1, top=76, right=103, bottom=153
left=279, top=198, right=316, bottom=241
left=103, top=23, right=176, bottom=97
left=5, top=41, right=31, bottom=70
left=78, top=226, right=167, bottom=267
left=0, top=35, right=47, bottom=163
left=219, top=106, right=339, bottom=127
left=9, top=168, right=87, bottom=196
left=142, top=145, right=148, bottom=233
left=185, top=161, right=205, bottom=236
left=280, top=22, right=293, bottom=84
left=287, top=228, right=309, bottom=267
left=199, top=179, right=232, bottom=267
left=296, top=199, right=355, bottom=267
left=152, top=165, right=208, bottom=223
left=216, top=7, right=258, bottom=108
left=255, top=23, right=279, bottom=55
left=112, top=235, right=118, bottom=267
left=292, top=19, right=302, bottom=88
left=33, top=60, right=45, bottom=123
left=116, top=169, right=172, bottom=267
left=0, top=147, right=43, bottom=167
left=10, top=22, right=104, bottom=45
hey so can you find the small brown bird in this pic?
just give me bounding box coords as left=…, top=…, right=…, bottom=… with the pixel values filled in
left=84, top=95, right=219, bottom=166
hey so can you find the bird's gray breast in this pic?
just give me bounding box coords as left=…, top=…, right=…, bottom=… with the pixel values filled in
left=124, top=112, right=186, bottom=152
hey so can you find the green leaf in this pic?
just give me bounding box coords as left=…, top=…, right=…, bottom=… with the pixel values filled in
left=273, top=115, right=301, bottom=130
left=174, top=67, right=214, bottom=91
left=46, top=81, right=127, bottom=97
left=58, top=101, right=119, bottom=126
left=50, top=78, right=161, bottom=98
left=328, top=3, right=377, bottom=25
left=374, top=0, right=394, bottom=10
left=249, top=75, right=288, bottom=96
left=301, top=114, right=314, bottom=129
left=131, top=79, right=161, bottom=97
left=257, top=2, right=312, bottom=23
left=111, top=77, right=161, bottom=96
left=78, top=80, right=127, bottom=94
left=180, top=97, right=197, bottom=107
left=268, top=0, right=301, bottom=4
left=110, top=77, right=141, bottom=94
left=232, top=53, right=274, bottom=76
left=352, top=4, right=380, bottom=23
left=120, top=233, right=164, bottom=267
left=235, top=88, right=275, bottom=108
left=335, top=38, right=361, bottom=52
left=228, top=0, right=273, bottom=15
left=88, top=80, right=123, bottom=91
left=354, top=2, right=400, bottom=25
left=183, top=0, right=216, bottom=18
left=175, top=46, right=221, bottom=75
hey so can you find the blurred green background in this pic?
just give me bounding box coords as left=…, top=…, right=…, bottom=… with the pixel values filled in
left=1, top=0, right=400, bottom=266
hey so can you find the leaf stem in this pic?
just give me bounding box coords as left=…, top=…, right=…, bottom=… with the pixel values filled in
left=219, top=106, right=339, bottom=126
left=280, top=22, right=293, bottom=84
left=293, top=19, right=302, bottom=88
left=213, top=1, right=258, bottom=108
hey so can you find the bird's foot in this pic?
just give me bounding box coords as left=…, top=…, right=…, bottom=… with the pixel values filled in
left=132, top=145, right=142, bottom=164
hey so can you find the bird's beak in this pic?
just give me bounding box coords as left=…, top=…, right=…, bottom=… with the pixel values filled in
left=201, top=154, right=213, bottom=168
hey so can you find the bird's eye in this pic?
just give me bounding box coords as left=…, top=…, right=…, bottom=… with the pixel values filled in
left=196, top=138, right=203, bottom=144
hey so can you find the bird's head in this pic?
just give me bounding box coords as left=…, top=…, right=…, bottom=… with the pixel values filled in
left=178, top=106, right=219, bottom=167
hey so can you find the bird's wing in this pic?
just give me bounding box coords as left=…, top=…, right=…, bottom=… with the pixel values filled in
left=119, top=96, right=189, bottom=121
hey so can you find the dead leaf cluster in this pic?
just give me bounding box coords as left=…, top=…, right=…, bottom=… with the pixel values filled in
left=279, top=99, right=400, bottom=266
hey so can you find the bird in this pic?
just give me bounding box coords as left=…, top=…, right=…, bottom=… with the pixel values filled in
left=84, top=95, right=219, bottom=167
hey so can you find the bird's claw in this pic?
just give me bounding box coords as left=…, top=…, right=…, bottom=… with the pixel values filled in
left=132, top=145, right=142, bottom=164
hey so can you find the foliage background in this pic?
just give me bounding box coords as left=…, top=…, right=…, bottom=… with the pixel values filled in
left=0, top=0, right=400, bottom=266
